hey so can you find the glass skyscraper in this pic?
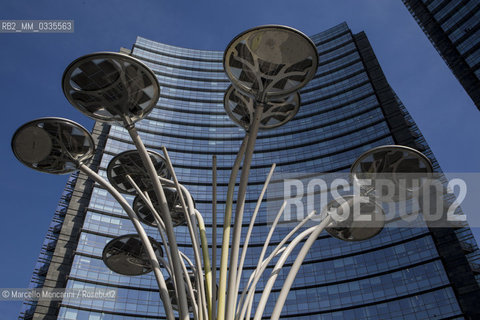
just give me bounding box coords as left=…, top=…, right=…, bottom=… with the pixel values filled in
left=402, top=0, right=480, bottom=110
left=20, top=22, right=480, bottom=319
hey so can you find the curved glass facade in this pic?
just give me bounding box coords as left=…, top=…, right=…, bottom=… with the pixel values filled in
left=23, top=23, right=480, bottom=320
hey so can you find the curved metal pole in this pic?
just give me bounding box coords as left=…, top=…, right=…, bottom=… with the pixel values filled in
left=254, top=201, right=286, bottom=279
left=125, top=175, right=174, bottom=275
left=125, top=179, right=203, bottom=319
left=179, top=250, right=202, bottom=318
left=157, top=256, right=173, bottom=278
left=179, top=251, right=204, bottom=316
left=238, top=199, right=287, bottom=317
left=217, top=135, right=249, bottom=320
left=251, top=225, right=317, bottom=320
left=158, top=177, right=208, bottom=320
left=235, top=163, right=276, bottom=292
left=194, top=209, right=213, bottom=308
left=180, top=251, right=196, bottom=271
left=192, top=210, right=210, bottom=320
left=269, top=215, right=332, bottom=320
left=126, top=124, right=189, bottom=319
left=161, top=146, right=211, bottom=319
left=243, top=247, right=284, bottom=320
left=226, top=104, right=264, bottom=320
left=237, top=210, right=317, bottom=320
left=127, top=178, right=207, bottom=320
left=243, top=209, right=317, bottom=301
left=77, top=163, right=175, bottom=320
left=178, top=252, right=200, bottom=320
left=242, top=210, right=412, bottom=320
left=211, top=155, right=218, bottom=320
left=129, top=173, right=209, bottom=320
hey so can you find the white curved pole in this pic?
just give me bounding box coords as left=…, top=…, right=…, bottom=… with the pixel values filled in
left=251, top=225, right=317, bottom=320
left=140, top=173, right=208, bottom=320
left=241, top=254, right=278, bottom=320
left=255, top=201, right=286, bottom=275
left=178, top=251, right=203, bottom=319
left=248, top=209, right=394, bottom=320
left=237, top=200, right=287, bottom=320
left=125, top=175, right=205, bottom=319
left=217, top=135, right=249, bottom=320
left=126, top=124, right=189, bottom=319
left=158, top=177, right=209, bottom=320
left=236, top=210, right=318, bottom=320
left=194, top=209, right=213, bottom=304
left=191, top=210, right=209, bottom=320
left=124, top=175, right=174, bottom=275
left=226, top=104, right=264, bottom=320
left=178, top=252, right=200, bottom=320
left=235, top=163, right=276, bottom=292
left=161, top=146, right=211, bottom=320
left=77, top=163, right=175, bottom=320
left=269, top=215, right=332, bottom=320
left=237, top=211, right=318, bottom=320
left=211, top=155, right=218, bottom=320
left=157, top=256, right=173, bottom=278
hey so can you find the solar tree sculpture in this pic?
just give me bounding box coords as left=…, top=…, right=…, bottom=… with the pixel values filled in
left=11, top=25, right=433, bottom=320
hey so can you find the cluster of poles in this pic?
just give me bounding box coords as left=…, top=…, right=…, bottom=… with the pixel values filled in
left=12, top=25, right=433, bottom=320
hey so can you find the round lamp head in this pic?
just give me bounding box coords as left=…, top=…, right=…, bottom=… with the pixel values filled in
left=12, top=117, right=95, bottom=175
left=106, top=150, right=171, bottom=195
left=224, top=25, right=318, bottom=101
left=350, top=145, right=433, bottom=202
left=325, top=195, right=385, bottom=241
left=102, top=234, right=163, bottom=276
left=62, top=52, right=160, bottom=124
left=133, top=187, right=195, bottom=227
left=224, top=84, right=300, bottom=130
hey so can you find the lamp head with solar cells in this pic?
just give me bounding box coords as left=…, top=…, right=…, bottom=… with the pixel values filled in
left=133, top=188, right=195, bottom=228
left=62, top=52, right=160, bottom=126
left=350, top=145, right=434, bottom=202
left=12, top=117, right=95, bottom=174
left=102, top=234, right=163, bottom=276
left=106, top=150, right=171, bottom=195
left=223, top=25, right=318, bottom=102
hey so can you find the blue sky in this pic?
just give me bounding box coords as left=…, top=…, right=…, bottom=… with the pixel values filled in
left=1, top=1, right=479, bottom=318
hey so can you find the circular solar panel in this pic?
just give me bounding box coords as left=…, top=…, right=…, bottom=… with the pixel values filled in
left=350, top=145, right=433, bottom=202
left=11, top=117, right=95, bottom=175
left=133, top=187, right=195, bottom=227
left=62, top=52, right=160, bottom=124
left=106, top=150, right=171, bottom=195
left=224, top=84, right=300, bottom=130
left=325, top=195, right=385, bottom=242
left=224, top=25, right=318, bottom=101
left=102, top=234, right=163, bottom=276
